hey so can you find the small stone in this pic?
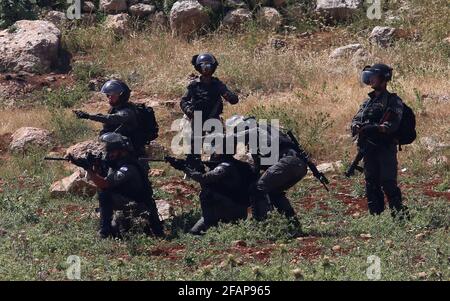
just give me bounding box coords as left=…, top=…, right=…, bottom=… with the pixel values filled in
left=332, top=245, right=341, bottom=252
left=360, top=233, right=372, bottom=239
left=292, top=268, right=304, bottom=280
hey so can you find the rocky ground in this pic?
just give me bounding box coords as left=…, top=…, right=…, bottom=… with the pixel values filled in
left=0, top=0, right=448, bottom=280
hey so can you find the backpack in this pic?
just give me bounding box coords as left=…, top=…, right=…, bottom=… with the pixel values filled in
left=386, top=94, right=416, bottom=146
left=396, top=102, right=416, bottom=145
left=130, top=103, right=159, bottom=148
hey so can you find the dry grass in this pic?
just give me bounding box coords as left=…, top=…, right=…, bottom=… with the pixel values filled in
left=0, top=108, right=51, bottom=135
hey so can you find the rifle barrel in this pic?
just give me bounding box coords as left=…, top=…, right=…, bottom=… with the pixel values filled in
left=44, top=157, right=68, bottom=161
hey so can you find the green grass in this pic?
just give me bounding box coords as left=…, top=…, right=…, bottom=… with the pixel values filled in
left=0, top=148, right=448, bottom=281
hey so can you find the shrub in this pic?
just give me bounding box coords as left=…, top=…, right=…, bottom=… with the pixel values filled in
left=0, top=0, right=37, bottom=29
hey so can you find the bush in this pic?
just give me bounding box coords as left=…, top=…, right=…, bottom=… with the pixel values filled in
left=0, top=0, right=37, bottom=29
left=40, top=83, right=89, bottom=109
left=48, top=108, right=93, bottom=145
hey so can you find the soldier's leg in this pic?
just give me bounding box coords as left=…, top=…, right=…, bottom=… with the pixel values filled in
left=363, top=152, right=385, bottom=215
left=198, top=189, right=220, bottom=228
left=255, top=156, right=307, bottom=219
left=379, top=145, right=408, bottom=218
left=190, top=217, right=207, bottom=235
left=98, top=191, right=130, bottom=238
left=143, top=189, right=164, bottom=237
left=268, top=191, right=296, bottom=218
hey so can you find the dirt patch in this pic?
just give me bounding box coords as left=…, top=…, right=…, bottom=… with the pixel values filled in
left=293, top=236, right=323, bottom=260
left=147, top=244, right=185, bottom=261
left=158, top=177, right=198, bottom=206
left=0, top=72, right=74, bottom=107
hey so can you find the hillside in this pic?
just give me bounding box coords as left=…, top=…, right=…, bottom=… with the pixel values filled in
left=0, top=0, right=448, bottom=281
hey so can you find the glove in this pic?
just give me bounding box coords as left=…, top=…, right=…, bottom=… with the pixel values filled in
left=67, top=154, right=92, bottom=171
left=360, top=124, right=380, bottom=136
left=185, top=168, right=203, bottom=182
left=351, top=122, right=362, bottom=136
left=73, top=110, right=90, bottom=119
left=185, top=108, right=194, bottom=119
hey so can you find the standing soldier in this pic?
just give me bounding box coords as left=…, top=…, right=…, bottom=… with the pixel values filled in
left=73, top=79, right=158, bottom=169
left=351, top=64, right=409, bottom=218
left=180, top=53, right=239, bottom=165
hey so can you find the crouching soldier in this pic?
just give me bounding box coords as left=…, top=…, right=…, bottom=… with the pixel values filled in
left=179, top=152, right=256, bottom=235
left=228, top=117, right=307, bottom=226
left=351, top=64, right=410, bottom=218
left=69, top=133, right=164, bottom=239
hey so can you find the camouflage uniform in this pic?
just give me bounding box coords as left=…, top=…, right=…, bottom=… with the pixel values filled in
left=351, top=90, right=406, bottom=215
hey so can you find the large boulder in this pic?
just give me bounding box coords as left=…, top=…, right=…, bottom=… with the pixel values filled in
left=330, top=43, right=363, bottom=59
left=256, top=7, right=282, bottom=30
left=50, top=169, right=97, bottom=198
left=0, top=20, right=61, bottom=73
left=369, top=26, right=396, bottom=48
left=10, top=127, right=52, bottom=152
left=65, top=139, right=105, bottom=159
left=222, top=8, right=253, bottom=29
left=44, top=11, right=67, bottom=29
left=104, top=13, right=130, bottom=35
left=99, top=0, right=128, bottom=14
left=155, top=199, right=174, bottom=221
left=129, top=3, right=157, bottom=17
left=316, top=0, right=362, bottom=21
left=169, top=0, right=210, bottom=37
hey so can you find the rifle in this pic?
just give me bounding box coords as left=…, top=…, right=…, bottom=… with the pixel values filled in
left=286, top=131, right=330, bottom=192
left=44, top=152, right=107, bottom=174
left=163, top=155, right=221, bottom=172
left=345, top=108, right=396, bottom=178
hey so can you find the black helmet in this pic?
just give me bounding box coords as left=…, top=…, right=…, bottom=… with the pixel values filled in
left=191, top=53, right=219, bottom=74
left=361, top=64, right=393, bottom=85
left=100, top=132, right=133, bottom=153
left=101, top=79, right=131, bottom=103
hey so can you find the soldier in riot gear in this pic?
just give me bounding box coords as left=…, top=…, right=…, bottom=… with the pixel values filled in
left=351, top=64, right=409, bottom=218
left=73, top=79, right=158, bottom=171
left=70, top=132, right=164, bottom=239
left=180, top=53, right=239, bottom=168
left=170, top=150, right=256, bottom=235
left=227, top=117, right=308, bottom=226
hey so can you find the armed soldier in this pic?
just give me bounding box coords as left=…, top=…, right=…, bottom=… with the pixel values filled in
left=73, top=79, right=158, bottom=170
left=228, top=117, right=317, bottom=226
left=180, top=53, right=239, bottom=167
left=350, top=64, right=410, bottom=218
left=167, top=151, right=255, bottom=235
left=68, top=132, right=164, bottom=239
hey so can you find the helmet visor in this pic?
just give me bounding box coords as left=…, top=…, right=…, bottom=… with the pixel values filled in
left=361, top=70, right=377, bottom=85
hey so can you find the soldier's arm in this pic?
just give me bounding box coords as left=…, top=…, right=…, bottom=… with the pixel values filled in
left=218, top=82, right=239, bottom=104
left=180, top=86, right=194, bottom=118
left=351, top=100, right=369, bottom=136
left=186, top=163, right=231, bottom=185
left=103, top=166, right=133, bottom=189
left=87, top=170, right=109, bottom=189
left=88, top=109, right=134, bottom=126
left=380, top=96, right=403, bottom=134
